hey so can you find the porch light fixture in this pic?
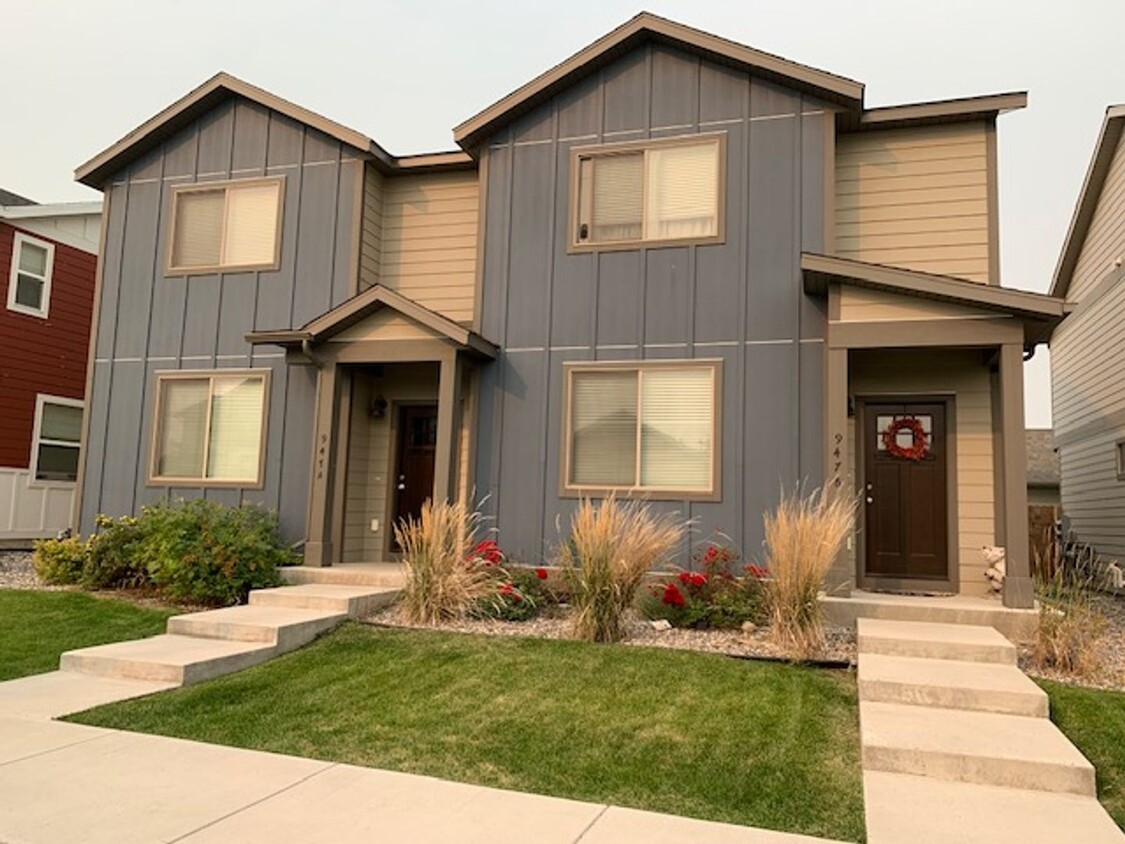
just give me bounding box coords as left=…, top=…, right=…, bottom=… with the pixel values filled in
left=369, top=395, right=388, bottom=419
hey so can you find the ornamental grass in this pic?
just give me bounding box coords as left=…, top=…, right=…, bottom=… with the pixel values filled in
left=395, top=499, right=496, bottom=624
left=763, top=486, right=855, bottom=659
left=1033, top=567, right=1107, bottom=679
left=556, top=495, right=685, bottom=643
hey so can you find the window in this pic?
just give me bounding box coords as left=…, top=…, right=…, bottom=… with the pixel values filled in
left=167, top=178, right=284, bottom=274
left=30, top=395, right=83, bottom=484
left=150, top=371, right=269, bottom=486
left=1117, top=440, right=1125, bottom=481
left=563, top=361, right=720, bottom=498
left=572, top=134, right=724, bottom=249
left=7, top=233, right=54, bottom=318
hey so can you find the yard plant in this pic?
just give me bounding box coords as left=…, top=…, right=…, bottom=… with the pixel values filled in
left=556, top=496, right=685, bottom=643
left=762, top=486, right=855, bottom=658
left=1033, top=569, right=1107, bottom=679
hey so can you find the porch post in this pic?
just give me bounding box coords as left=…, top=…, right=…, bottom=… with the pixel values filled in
left=305, top=360, right=341, bottom=567
left=824, top=345, right=853, bottom=592
left=997, top=343, right=1033, bottom=608
left=433, top=349, right=462, bottom=504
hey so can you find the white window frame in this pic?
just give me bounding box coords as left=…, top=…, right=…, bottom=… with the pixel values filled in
left=148, top=369, right=270, bottom=488
left=165, top=176, right=285, bottom=275
left=29, top=394, right=83, bottom=488
left=561, top=359, right=722, bottom=501
left=568, top=132, right=726, bottom=252
left=7, top=232, right=55, bottom=319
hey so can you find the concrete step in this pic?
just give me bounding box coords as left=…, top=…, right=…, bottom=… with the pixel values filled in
left=864, top=770, right=1125, bottom=844
left=249, top=583, right=399, bottom=616
left=858, top=618, right=1018, bottom=664
left=858, top=653, right=1049, bottom=717
left=825, top=592, right=1038, bottom=641
left=280, top=564, right=406, bottom=588
left=167, top=605, right=346, bottom=651
left=60, top=635, right=276, bottom=686
left=860, top=701, right=1096, bottom=796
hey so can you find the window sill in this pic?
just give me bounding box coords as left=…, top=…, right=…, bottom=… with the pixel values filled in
left=559, top=486, right=720, bottom=503
left=147, top=478, right=265, bottom=490
left=567, top=234, right=725, bottom=255
left=6, top=304, right=49, bottom=320
left=164, top=261, right=281, bottom=277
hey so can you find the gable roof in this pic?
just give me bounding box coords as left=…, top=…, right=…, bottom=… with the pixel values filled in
left=75, top=72, right=397, bottom=188
left=0, top=188, right=35, bottom=206
left=452, top=12, right=865, bottom=150
left=245, top=284, right=498, bottom=359
left=1050, top=104, right=1125, bottom=299
left=801, top=252, right=1066, bottom=346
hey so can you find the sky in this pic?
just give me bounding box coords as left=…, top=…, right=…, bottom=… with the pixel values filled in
left=5, top=0, right=1124, bottom=428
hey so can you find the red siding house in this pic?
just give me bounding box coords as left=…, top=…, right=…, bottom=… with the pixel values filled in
left=0, top=193, right=101, bottom=541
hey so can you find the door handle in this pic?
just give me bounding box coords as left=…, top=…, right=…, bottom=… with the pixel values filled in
left=866, top=496, right=874, bottom=504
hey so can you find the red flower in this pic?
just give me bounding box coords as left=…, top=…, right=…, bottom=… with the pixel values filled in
left=535, top=567, right=548, bottom=580
left=689, top=572, right=707, bottom=588
left=499, top=582, right=514, bottom=595
left=471, top=539, right=503, bottom=565
left=662, top=582, right=685, bottom=607
left=746, top=564, right=769, bottom=580
left=677, top=571, right=693, bottom=585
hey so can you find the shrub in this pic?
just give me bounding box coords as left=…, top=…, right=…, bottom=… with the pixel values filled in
left=135, top=500, right=294, bottom=606
left=395, top=499, right=497, bottom=624
left=32, top=536, right=88, bottom=585
left=473, top=568, right=548, bottom=622
left=556, top=496, right=686, bottom=643
left=643, top=542, right=767, bottom=629
left=1033, top=569, right=1107, bottom=678
left=85, top=514, right=151, bottom=590
left=762, top=486, right=855, bottom=659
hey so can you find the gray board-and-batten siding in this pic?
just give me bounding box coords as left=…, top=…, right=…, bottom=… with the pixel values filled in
left=474, top=44, right=830, bottom=567
left=79, top=96, right=362, bottom=540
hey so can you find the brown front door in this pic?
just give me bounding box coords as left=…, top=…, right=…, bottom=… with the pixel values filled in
left=863, top=401, right=949, bottom=586
left=392, top=404, right=438, bottom=548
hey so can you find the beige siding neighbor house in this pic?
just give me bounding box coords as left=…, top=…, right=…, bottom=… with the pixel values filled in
left=1050, top=105, right=1125, bottom=564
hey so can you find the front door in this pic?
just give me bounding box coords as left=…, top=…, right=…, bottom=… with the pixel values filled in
left=863, top=401, right=950, bottom=588
left=392, top=404, right=438, bottom=548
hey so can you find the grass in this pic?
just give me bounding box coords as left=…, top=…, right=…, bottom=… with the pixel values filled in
left=0, top=589, right=176, bottom=681
left=69, top=623, right=865, bottom=841
left=1039, top=679, right=1125, bottom=828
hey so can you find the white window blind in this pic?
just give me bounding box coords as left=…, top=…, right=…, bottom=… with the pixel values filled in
left=568, top=365, right=717, bottom=493
left=645, top=144, right=719, bottom=241
left=591, top=153, right=643, bottom=243
left=154, top=373, right=266, bottom=483
left=639, top=368, right=713, bottom=489
left=206, top=376, right=266, bottom=481
left=570, top=371, right=638, bottom=486
left=576, top=137, right=721, bottom=246
left=170, top=180, right=281, bottom=272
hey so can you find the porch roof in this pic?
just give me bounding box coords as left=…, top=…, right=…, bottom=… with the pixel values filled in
left=244, top=284, right=499, bottom=359
left=801, top=253, right=1067, bottom=347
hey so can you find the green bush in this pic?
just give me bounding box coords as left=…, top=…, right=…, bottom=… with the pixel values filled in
left=473, top=568, right=551, bottom=622
left=32, top=537, right=88, bottom=585
left=136, top=500, right=296, bottom=606
left=85, top=514, right=151, bottom=590
left=643, top=543, right=768, bottom=630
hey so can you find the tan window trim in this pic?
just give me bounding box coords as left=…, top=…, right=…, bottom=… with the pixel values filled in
left=567, top=132, right=727, bottom=254
left=560, top=359, right=722, bottom=502
left=165, top=176, right=286, bottom=276
left=147, top=369, right=271, bottom=489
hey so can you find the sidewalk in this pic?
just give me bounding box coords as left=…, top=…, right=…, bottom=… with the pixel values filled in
left=0, top=681, right=843, bottom=844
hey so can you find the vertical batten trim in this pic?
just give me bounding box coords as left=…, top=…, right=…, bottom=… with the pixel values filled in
left=536, top=102, right=561, bottom=557
left=986, top=118, right=1001, bottom=286
left=822, top=110, right=836, bottom=256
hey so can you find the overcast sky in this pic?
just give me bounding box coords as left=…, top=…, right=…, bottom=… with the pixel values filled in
left=5, top=0, right=1124, bottom=428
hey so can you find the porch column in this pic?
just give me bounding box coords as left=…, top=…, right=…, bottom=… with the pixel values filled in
left=824, top=345, right=853, bottom=592
left=305, top=361, right=341, bottom=567
left=433, top=349, right=462, bottom=504
left=997, top=343, right=1033, bottom=608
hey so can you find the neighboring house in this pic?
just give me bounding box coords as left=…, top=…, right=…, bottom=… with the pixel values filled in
left=73, top=13, right=1065, bottom=607
left=0, top=196, right=101, bottom=541
left=1050, top=105, right=1125, bottom=566
left=1026, top=429, right=1061, bottom=508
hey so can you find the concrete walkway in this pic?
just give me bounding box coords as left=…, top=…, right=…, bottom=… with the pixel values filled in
left=857, top=618, right=1124, bottom=843
left=0, top=709, right=843, bottom=844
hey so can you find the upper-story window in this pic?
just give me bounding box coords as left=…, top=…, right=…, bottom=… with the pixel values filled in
left=571, top=134, right=724, bottom=251
left=7, top=232, right=54, bottom=318
left=167, top=177, right=284, bottom=274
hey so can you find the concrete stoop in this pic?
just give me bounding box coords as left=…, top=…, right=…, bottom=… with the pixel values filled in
left=857, top=618, right=1124, bottom=843
left=58, top=581, right=401, bottom=689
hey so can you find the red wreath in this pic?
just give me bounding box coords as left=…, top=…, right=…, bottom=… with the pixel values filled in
left=882, top=417, right=928, bottom=461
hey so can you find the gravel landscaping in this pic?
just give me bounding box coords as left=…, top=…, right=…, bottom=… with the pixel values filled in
left=363, top=603, right=857, bottom=664
left=0, top=550, right=43, bottom=590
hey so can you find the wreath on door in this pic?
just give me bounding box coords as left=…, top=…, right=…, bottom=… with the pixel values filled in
left=882, top=417, right=929, bottom=461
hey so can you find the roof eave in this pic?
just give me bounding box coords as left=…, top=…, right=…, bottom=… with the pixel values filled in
left=842, top=91, right=1027, bottom=133
left=452, top=12, right=863, bottom=151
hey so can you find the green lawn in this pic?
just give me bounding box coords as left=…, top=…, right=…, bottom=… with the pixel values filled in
left=0, top=589, right=176, bottom=681
left=69, top=623, right=865, bottom=841
left=1039, top=679, right=1125, bottom=828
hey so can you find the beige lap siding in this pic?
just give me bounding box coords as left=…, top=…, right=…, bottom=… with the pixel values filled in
left=836, top=123, right=991, bottom=283
left=838, top=286, right=993, bottom=322
left=849, top=349, right=997, bottom=596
